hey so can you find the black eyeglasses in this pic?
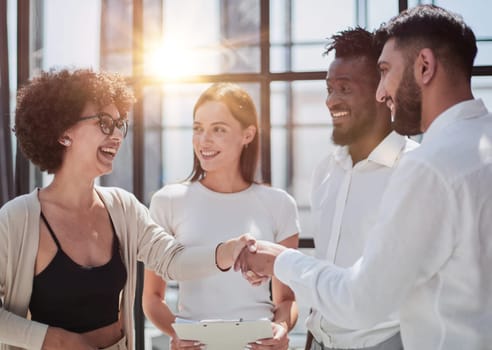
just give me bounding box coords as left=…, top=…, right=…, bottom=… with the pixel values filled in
left=78, top=112, right=128, bottom=137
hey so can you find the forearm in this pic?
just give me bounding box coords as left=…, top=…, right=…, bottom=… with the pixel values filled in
left=0, top=308, right=48, bottom=349
left=273, top=299, right=298, bottom=331
left=165, top=245, right=218, bottom=280
left=267, top=234, right=299, bottom=333
left=143, top=299, right=176, bottom=337
left=144, top=231, right=252, bottom=281
left=141, top=233, right=218, bottom=281
left=166, top=239, right=240, bottom=278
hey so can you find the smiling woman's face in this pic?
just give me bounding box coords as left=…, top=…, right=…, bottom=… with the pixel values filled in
left=192, top=100, right=252, bottom=175
left=61, top=102, right=123, bottom=177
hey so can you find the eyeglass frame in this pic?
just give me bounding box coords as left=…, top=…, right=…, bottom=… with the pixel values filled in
left=77, top=112, right=129, bottom=137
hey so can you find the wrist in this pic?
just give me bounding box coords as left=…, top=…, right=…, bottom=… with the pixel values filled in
left=215, top=242, right=232, bottom=272
left=274, top=320, right=288, bottom=330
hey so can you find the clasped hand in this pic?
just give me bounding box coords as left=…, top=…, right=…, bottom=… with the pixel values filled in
left=233, top=238, right=287, bottom=286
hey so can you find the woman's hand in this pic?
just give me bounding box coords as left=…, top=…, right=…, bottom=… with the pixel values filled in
left=248, top=322, right=289, bottom=350
left=215, top=233, right=257, bottom=271
left=42, top=327, right=97, bottom=350
left=170, top=336, right=203, bottom=350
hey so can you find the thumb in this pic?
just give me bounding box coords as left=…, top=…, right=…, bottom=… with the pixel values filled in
left=240, top=234, right=257, bottom=252
left=248, top=241, right=257, bottom=253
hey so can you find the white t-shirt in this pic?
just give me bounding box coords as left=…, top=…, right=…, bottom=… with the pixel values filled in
left=149, top=182, right=300, bottom=321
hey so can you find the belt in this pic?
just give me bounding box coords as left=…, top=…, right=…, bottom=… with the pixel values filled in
left=310, top=332, right=403, bottom=350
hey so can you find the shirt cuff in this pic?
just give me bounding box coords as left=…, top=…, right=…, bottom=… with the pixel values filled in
left=26, top=322, right=49, bottom=350
left=274, top=248, right=304, bottom=284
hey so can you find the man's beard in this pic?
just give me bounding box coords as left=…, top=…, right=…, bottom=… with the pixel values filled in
left=331, top=104, right=375, bottom=146
left=393, top=66, right=422, bottom=136
left=332, top=118, right=373, bottom=146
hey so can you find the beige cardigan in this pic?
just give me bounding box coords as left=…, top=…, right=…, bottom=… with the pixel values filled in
left=0, top=187, right=219, bottom=350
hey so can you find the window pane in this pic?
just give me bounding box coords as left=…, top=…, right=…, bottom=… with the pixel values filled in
left=292, top=81, right=329, bottom=124
left=473, top=76, right=492, bottom=111
left=270, top=0, right=356, bottom=72
left=43, top=0, right=103, bottom=71
left=142, top=84, right=200, bottom=204
left=292, top=0, right=355, bottom=42
left=144, top=0, right=260, bottom=77
left=293, top=127, right=334, bottom=238
left=366, top=0, right=399, bottom=30
left=291, top=44, right=329, bottom=72
left=271, top=80, right=334, bottom=239
left=100, top=0, right=133, bottom=74
left=271, top=81, right=328, bottom=125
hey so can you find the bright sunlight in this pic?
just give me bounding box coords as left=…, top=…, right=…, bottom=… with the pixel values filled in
left=146, top=40, right=219, bottom=81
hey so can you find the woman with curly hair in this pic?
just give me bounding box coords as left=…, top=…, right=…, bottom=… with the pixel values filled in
left=0, top=69, right=252, bottom=350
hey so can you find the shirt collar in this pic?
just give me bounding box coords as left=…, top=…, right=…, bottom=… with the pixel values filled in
left=423, top=99, right=488, bottom=143
left=333, top=131, right=408, bottom=169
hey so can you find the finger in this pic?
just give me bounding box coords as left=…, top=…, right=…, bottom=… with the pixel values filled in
left=247, top=240, right=257, bottom=253
left=248, top=274, right=268, bottom=286
left=175, top=339, right=203, bottom=349
left=239, top=251, right=249, bottom=274
left=251, top=279, right=267, bottom=286
left=254, top=337, right=277, bottom=345
left=241, top=233, right=257, bottom=249
left=244, top=270, right=264, bottom=284
left=247, top=269, right=268, bottom=280
left=248, top=338, right=282, bottom=350
left=232, top=241, right=248, bottom=262
left=234, top=247, right=247, bottom=272
left=250, top=338, right=289, bottom=350
left=233, top=256, right=241, bottom=272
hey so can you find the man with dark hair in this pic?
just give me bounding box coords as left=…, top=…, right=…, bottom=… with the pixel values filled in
left=306, top=27, right=417, bottom=350
left=237, top=5, right=492, bottom=349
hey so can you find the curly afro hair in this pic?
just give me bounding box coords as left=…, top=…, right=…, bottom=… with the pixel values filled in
left=324, top=27, right=379, bottom=61
left=14, top=68, right=135, bottom=173
left=323, top=27, right=380, bottom=81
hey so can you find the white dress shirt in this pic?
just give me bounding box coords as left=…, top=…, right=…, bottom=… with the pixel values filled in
left=275, top=99, right=492, bottom=350
left=307, top=131, right=418, bottom=348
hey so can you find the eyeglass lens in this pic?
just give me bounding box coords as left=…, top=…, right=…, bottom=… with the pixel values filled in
left=99, top=114, right=128, bottom=137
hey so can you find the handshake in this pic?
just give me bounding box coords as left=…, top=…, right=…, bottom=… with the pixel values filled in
left=218, top=234, right=288, bottom=285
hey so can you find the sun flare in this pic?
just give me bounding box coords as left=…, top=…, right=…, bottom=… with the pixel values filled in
left=147, top=41, right=197, bottom=80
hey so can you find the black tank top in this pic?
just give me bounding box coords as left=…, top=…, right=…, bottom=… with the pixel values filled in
left=29, top=212, right=127, bottom=333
